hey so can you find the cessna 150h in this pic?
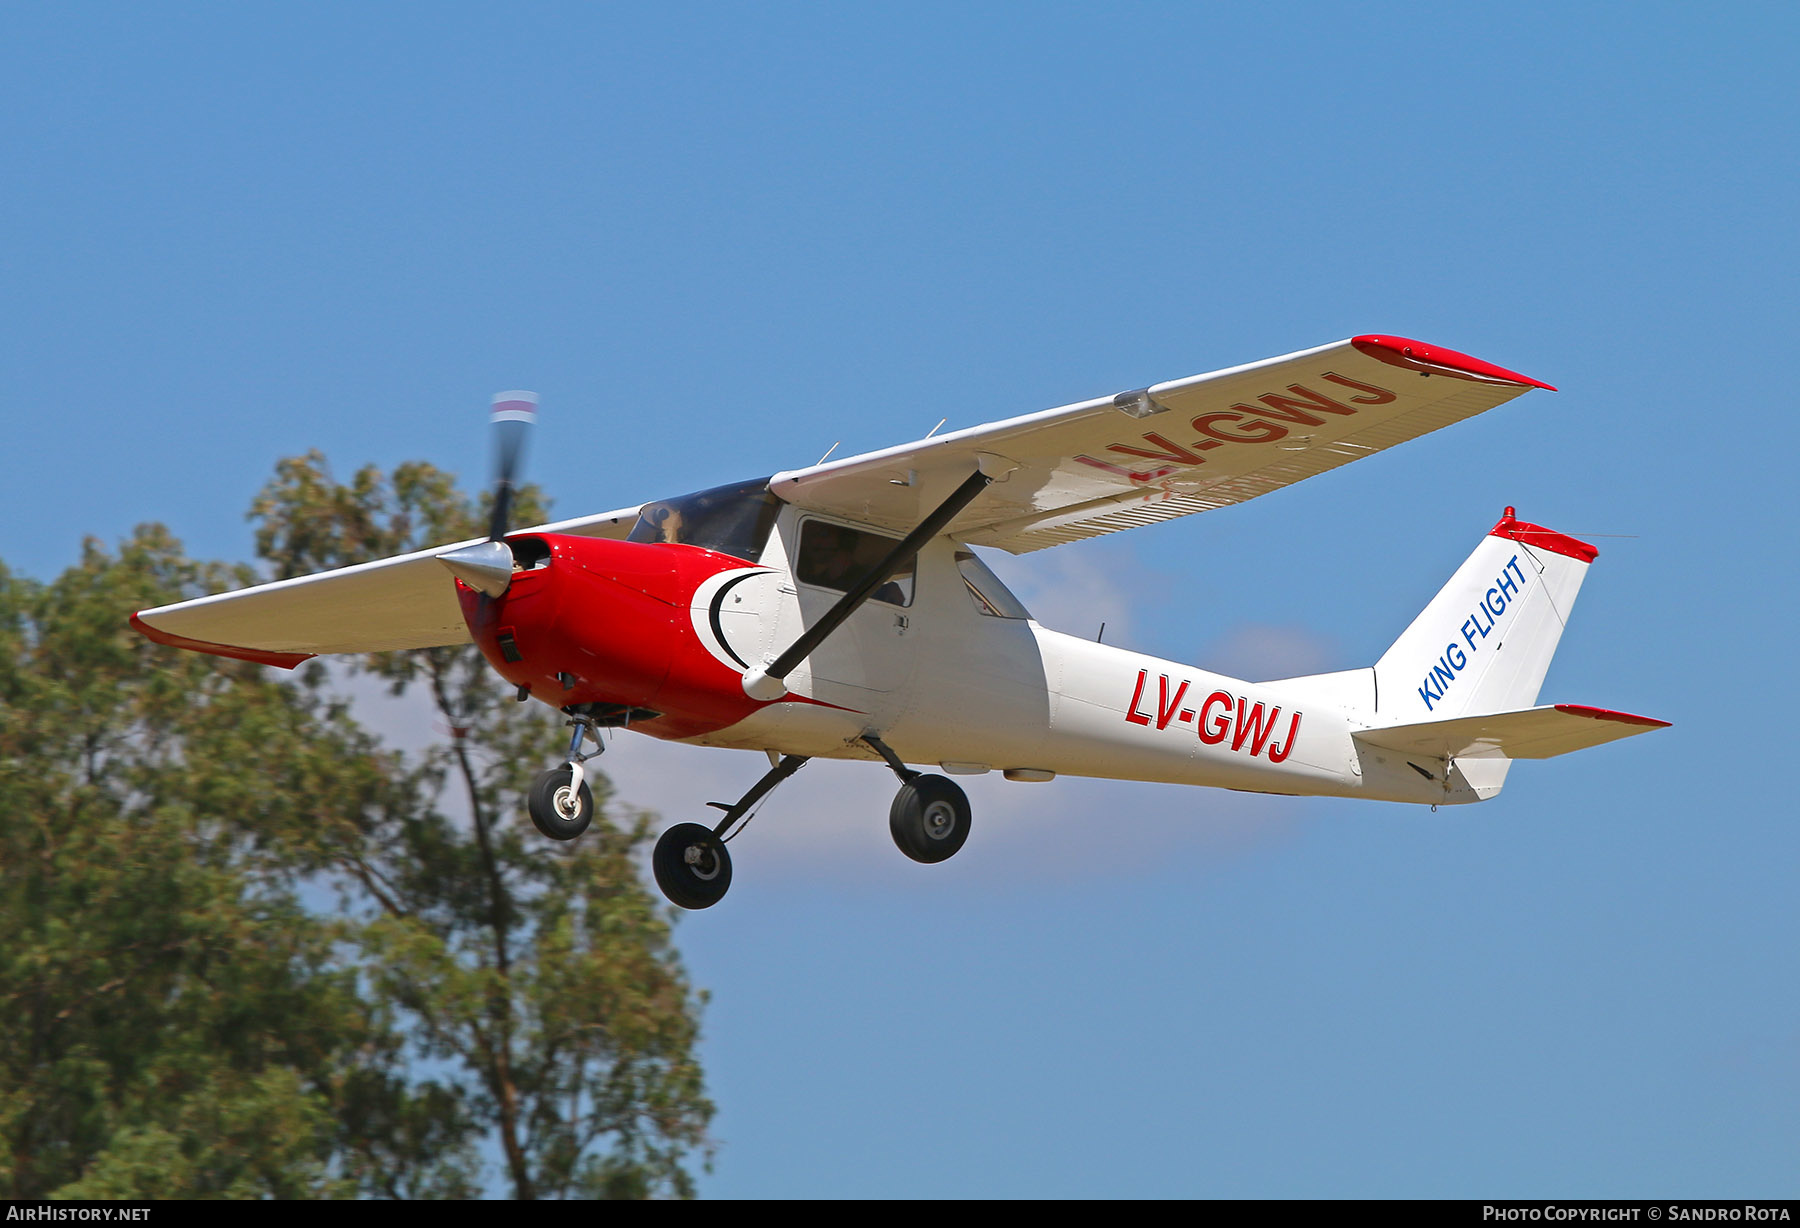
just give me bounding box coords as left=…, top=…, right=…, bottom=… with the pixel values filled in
left=132, top=334, right=1668, bottom=909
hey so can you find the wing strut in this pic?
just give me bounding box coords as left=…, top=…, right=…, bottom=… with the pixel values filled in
left=742, top=468, right=994, bottom=700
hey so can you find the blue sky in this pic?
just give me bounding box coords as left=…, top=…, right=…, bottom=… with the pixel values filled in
left=4, top=3, right=1794, bottom=1197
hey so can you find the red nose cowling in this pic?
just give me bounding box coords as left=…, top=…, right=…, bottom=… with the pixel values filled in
left=455, top=534, right=762, bottom=740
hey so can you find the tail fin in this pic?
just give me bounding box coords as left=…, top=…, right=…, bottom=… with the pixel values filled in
left=1373, top=508, right=1596, bottom=726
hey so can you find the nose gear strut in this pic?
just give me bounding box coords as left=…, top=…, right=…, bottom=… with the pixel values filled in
left=562, top=712, right=605, bottom=803
left=525, top=712, right=604, bottom=841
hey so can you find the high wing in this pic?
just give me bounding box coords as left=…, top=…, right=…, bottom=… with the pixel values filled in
left=770, top=335, right=1553, bottom=553
left=131, top=505, right=643, bottom=667
left=134, top=334, right=1549, bottom=668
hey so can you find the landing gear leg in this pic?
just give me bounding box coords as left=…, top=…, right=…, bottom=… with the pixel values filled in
left=527, top=714, right=602, bottom=841
left=652, top=753, right=810, bottom=910
left=863, top=735, right=973, bottom=865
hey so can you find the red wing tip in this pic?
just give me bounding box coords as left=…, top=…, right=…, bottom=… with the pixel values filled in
left=1352, top=334, right=1555, bottom=391
left=130, top=612, right=316, bottom=671
left=1552, top=704, right=1672, bottom=729
left=1488, top=507, right=1600, bottom=563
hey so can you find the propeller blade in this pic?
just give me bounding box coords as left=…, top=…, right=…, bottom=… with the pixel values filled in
left=488, top=390, right=537, bottom=541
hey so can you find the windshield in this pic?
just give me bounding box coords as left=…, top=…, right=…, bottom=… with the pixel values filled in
left=628, top=477, right=782, bottom=562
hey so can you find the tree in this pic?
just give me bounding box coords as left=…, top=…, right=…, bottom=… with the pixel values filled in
left=250, top=452, right=713, bottom=1199
left=0, top=456, right=713, bottom=1199
left=0, top=527, right=471, bottom=1198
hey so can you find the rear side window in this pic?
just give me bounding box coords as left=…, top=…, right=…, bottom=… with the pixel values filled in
left=955, top=549, right=1031, bottom=619
left=795, top=521, right=913, bottom=607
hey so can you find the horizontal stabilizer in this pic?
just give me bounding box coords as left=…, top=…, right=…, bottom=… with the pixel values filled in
left=1354, top=704, right=1670, bottom=761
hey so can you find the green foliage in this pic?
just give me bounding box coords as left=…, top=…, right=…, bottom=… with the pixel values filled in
left=249, top=453, right=713, bottom=1199
left=0, top=456, right=712, bottom=1199
left=0, top=528, right=456, bottom=1198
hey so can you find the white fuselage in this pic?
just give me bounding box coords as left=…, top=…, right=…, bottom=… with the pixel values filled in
left=670, top=509, right=1459, bottom=806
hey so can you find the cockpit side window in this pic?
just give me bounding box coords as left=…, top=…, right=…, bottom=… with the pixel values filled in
left=955, top=548, right=1031, bottom=619
left=628, top=477, right=782, bottom=562
left=795, top=520, right=914, bottom=607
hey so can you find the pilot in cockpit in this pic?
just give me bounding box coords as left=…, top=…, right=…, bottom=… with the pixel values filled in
left=643, top=503, right=685, bottom=544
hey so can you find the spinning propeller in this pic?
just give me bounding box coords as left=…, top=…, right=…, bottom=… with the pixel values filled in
left=437, top=391, right=539, bottom=597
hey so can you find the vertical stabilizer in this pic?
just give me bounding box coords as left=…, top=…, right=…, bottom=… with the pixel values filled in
left=1372, top=509, right=1595, bottom=728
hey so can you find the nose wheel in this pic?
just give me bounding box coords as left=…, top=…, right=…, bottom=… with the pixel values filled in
left=526, top=712, right=603, bottom=841
left=527, top=766, right=594, bottom=840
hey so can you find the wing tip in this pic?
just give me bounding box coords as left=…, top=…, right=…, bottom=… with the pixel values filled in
left=130, top=612, right=317, bottom=670
left=1352, top=334, right=1556, bottom=391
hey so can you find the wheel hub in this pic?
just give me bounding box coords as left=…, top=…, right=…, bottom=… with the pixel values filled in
left=684, top=844, right=722, bottom=880
left=922, top=800, right=958, bottom=840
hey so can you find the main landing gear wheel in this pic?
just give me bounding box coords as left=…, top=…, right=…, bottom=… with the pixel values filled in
left=653, top=822, right=733, bottom=910
left=527, top=766, right=594, bottom=841
left=889, top=773, right=972, bottom=864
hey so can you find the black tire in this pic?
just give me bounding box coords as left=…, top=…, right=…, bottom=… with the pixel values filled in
left=653, top=822, right=733, bottom=909
left=527, top=766, right=594, bottom=841
left=889, top=773, right=971, bottom=864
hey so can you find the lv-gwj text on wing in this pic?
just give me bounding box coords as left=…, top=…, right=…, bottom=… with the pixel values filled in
left=769, top=335, right=1552, bottom=553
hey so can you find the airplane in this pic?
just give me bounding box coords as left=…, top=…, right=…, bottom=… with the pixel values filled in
left=131, top=334, right=1670, bottom=909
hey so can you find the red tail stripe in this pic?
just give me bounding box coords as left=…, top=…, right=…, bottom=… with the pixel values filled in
left=1488, top=506, right=1600, bottom=563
